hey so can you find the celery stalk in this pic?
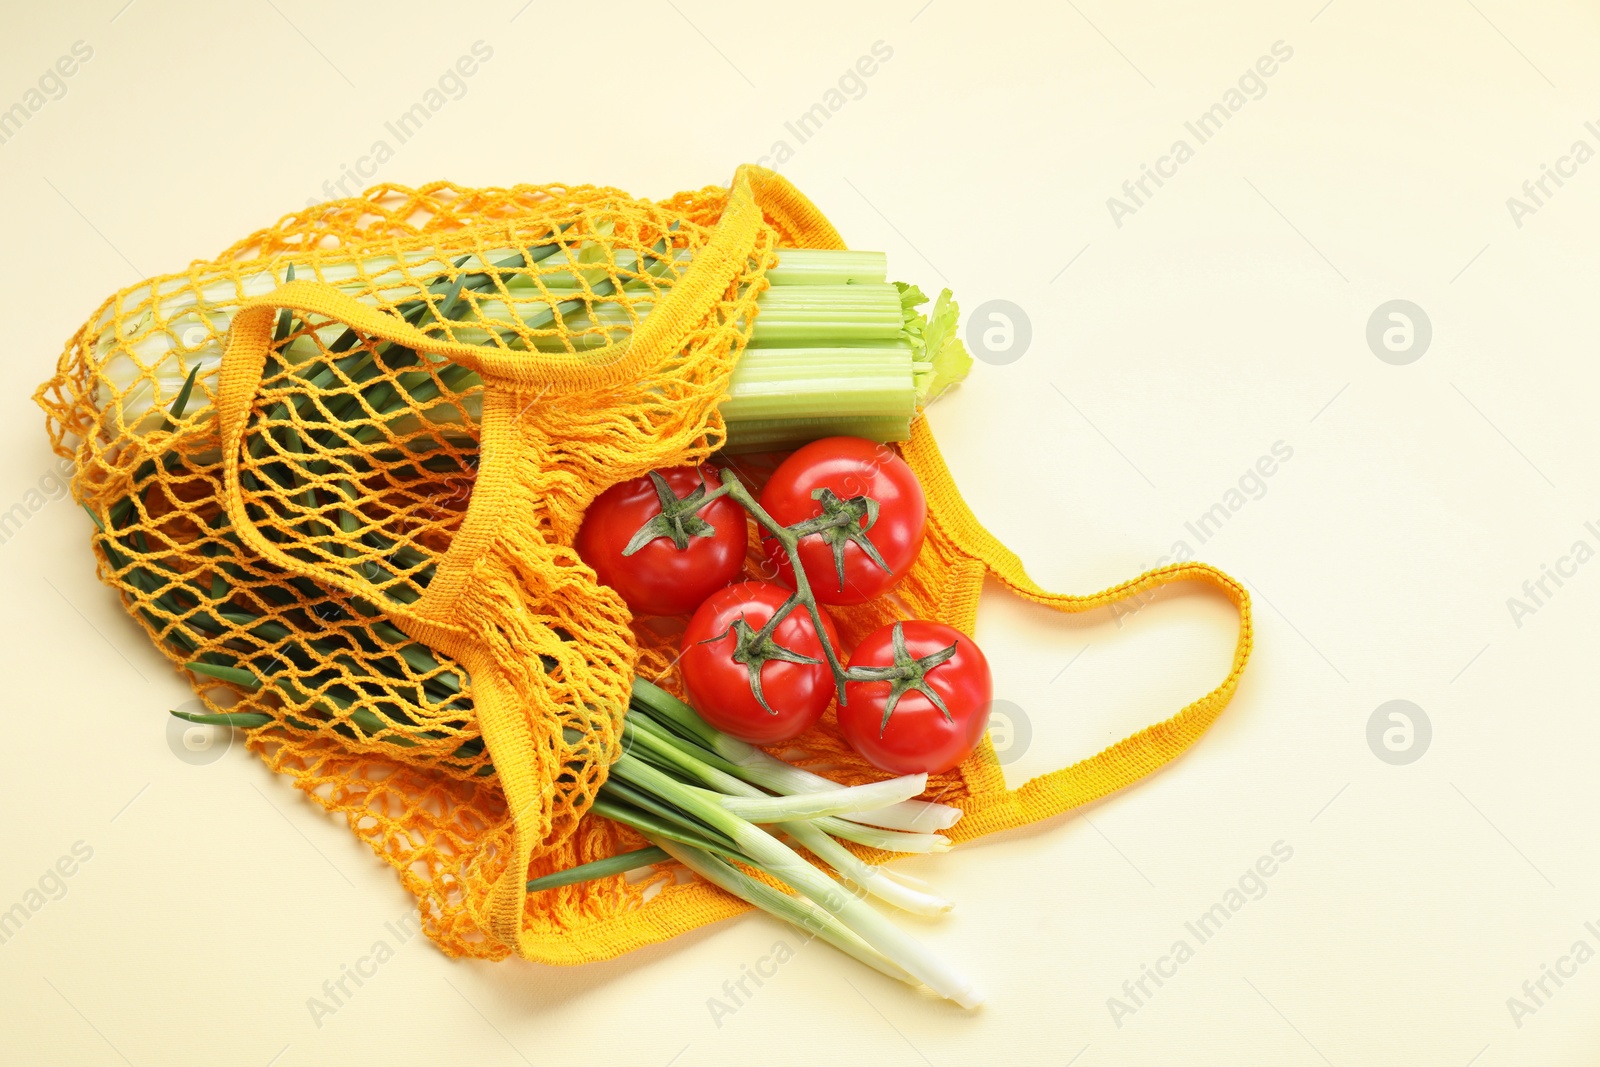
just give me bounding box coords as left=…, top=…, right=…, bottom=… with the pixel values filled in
left=721, top=350, right=916, bottom=422
left=719, top=415, right=913, bottom=453
left=764, top=249, right=888, bottom=286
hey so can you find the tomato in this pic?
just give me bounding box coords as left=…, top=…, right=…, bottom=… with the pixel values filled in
left=839, top=621, right=992, bottom=775
left=575, top=466, right=747, bottom=617
left=680, top=581, right=843, bottom=745
left=758, top=436, right=926, bottom=606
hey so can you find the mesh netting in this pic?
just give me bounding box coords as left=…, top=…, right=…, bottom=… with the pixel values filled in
left=34, top=173, right=817, bottom=959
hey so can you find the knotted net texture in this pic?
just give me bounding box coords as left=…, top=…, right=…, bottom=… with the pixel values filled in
left=37, top=166, right=1254, bottom=965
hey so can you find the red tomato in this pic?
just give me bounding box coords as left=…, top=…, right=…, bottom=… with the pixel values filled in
left=840, top=620, right=992, bottom=775
left=758, top=436, right=926, bottom=606
left=680, top=581, right=843, bottom=745
left=575, top=466, right=747, bottom=617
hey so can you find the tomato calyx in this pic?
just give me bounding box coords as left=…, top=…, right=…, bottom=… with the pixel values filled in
left=780, top=487, right=893, bottom=594
left=698, top=596, right=823, bottom=716
left=843, top=622, right=960, bottom=734
left=621, top=469, right=732, bottom=556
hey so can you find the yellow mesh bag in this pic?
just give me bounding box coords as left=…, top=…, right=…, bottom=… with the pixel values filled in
left=36, top=165, right=1252, bottom=964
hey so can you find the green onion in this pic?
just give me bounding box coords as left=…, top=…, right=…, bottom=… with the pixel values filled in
left=621, top=709, right=953, bottom=916
left=604, top=752, right=982, bottom=1007
left=630, top=678, right=962, bottom=833
left=779, top=819, right=954, bottom=917
left=524, top=846, right=670, bottom=893
left=648, top=836, right=916, bottom=985
left=645, top=760, right=929, bottom=823
left=805, top=816, right=953, bottom=855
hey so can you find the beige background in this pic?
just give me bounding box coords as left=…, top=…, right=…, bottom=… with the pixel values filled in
left=2, top=0, right=1597, bottom=1063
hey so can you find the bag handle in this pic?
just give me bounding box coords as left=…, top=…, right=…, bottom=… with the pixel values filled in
left=899, top=418, right=1254, bottom=840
